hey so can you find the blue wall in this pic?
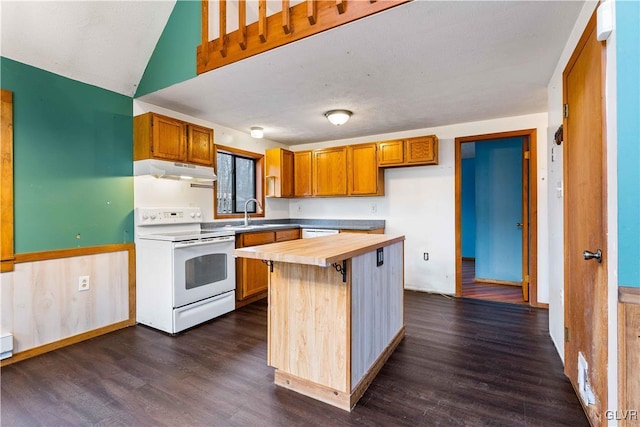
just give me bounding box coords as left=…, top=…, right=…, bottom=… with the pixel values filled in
left=475, top=138, right=523, bottom=282
left=1, top=58, right=134, bottom=253
left=135, top=0, right=201, bottom=97
left=617, top=1, right=640, bottom=288
left=461, top=157, right=476, bottom=258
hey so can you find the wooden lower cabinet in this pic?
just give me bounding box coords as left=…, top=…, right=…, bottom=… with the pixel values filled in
left=235, top=228, right=301, bottom=307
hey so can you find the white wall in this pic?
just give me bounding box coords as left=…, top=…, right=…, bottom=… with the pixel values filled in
left=290, top=113, right=549, bottom=297
left=133, top=100, right=290, bottom=221
left=0, top=251, right=130, bottom=353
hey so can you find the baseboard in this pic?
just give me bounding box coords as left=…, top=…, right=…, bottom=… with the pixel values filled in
left=0, top=319, right=135, bottom=367
left=474, top=277, right=522, bottom=287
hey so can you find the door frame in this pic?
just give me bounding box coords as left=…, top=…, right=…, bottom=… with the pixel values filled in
left=454, top=129, right=540, bottom=306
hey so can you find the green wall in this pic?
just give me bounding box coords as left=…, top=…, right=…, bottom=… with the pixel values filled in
left=135, top=0, right=201, bottom=97
left=1, top=57, right=134, bottom=253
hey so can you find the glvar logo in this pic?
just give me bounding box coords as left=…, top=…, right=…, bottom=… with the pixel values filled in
left=606, top=410, right=638, bottom=421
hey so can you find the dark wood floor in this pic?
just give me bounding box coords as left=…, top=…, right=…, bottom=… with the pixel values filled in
left=461, top=259, right=525, bottom=304
left=2, top=291, right=587, bottom=426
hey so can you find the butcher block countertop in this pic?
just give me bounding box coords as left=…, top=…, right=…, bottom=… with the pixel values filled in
left=233, top=233, right=405, bottom=267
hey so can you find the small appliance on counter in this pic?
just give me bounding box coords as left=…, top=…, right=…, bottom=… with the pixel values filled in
left=135, top=207, right=235, bottom=334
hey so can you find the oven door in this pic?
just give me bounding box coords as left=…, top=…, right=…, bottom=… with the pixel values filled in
left=172, top=236, right=236, bottom=308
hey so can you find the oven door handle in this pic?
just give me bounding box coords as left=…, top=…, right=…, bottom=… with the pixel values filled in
left=174, top=236, right=235, bottom=248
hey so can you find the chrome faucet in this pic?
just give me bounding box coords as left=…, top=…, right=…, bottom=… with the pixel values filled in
left=243, top=198, right=263, bottom=226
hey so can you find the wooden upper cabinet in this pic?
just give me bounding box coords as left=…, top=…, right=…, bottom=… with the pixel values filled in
left=187, top=124, right=214, bottom=166
left=406, top=135, right=438, bottom=165
left=348, top=143, right=384, bottom=196
left=265, top=148, right=294, bottom=198
left=378, top=135, right=438, bottom=167
left=313, top=146, right=348, bottom=197
left=134, top=112, right=214, bottom=167
left=378, top=140, right=404, bottom=166
left=294, top=150, right=313, bottom=197
left=151, top=114, right=185, bottom=161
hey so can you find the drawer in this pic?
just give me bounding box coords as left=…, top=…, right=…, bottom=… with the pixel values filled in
left=242, top=231, right=276, bottom=247
left=275, top=228, right=301, bottom=242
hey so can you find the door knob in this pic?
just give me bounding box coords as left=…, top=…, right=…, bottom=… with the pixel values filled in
left=516, top=223, right=523, bottom=228
left=583, top=248, right=602, bottom=263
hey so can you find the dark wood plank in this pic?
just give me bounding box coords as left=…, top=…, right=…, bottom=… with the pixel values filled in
left=1, top=292, right=587, bottom=426
left=462, top=259, right=526, bottom=304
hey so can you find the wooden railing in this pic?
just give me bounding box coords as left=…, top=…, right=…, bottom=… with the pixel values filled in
left=197, top=0, right=411, bottom=74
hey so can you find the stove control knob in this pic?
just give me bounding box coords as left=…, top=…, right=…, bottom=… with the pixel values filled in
left=142, top=213, right=149, bottom=220
left=190, top=212, right=196, bottom=218
left=196, top=212, right=201, bottom=218
left=150, top=213, right=157, bottom=220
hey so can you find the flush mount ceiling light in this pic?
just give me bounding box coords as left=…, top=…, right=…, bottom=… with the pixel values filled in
left=250, top=127, right=264, bottom=138
left=324, top=110, right=352, bottom=126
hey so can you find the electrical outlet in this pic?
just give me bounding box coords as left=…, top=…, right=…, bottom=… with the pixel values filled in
left=78, top=275, right=90, bottom=291
left=423, top=252, right=429, bottom=261
left=371, top=203, right=377, bottom=213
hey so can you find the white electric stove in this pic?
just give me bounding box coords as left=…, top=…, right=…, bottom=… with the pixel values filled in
left=135, top=207, right=236, bottom=334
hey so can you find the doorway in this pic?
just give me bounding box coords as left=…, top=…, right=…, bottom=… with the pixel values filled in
left=455, top=129, right=538, bottom=306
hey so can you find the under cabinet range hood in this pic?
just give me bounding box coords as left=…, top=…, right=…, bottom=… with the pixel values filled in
left=133, top=159, right=217, bottom=183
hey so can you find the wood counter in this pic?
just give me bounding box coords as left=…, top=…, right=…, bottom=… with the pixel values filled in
left=234, top=233, right=405, bottom=411
left=233, top=232, right=404, bottom=266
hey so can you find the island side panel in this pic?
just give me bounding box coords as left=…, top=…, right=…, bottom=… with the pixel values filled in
left=268, top=261, right=351, bottom=393
left=351, top=241, right=404, bottom=388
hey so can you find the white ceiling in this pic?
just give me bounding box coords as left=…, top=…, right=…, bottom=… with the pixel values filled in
left=1, top=0, right=176, bottom=97
left=1, top=1, right=584, bottom=145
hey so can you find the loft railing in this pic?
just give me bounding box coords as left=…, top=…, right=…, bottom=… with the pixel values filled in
left=197, top=0, right=411, bottom=74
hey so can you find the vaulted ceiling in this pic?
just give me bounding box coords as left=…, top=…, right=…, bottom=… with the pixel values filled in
left=1, top=1, right=585, bottom=145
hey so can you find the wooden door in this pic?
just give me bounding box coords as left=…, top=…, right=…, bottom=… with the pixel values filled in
left=151, top=114, right=186, bottom=161
left=313, top=147, right=347, bottom=196
left=187, top=124, right=214, bottom=166
left=294, top=151, right=312, bottom=197
left=348, top=143, right=381, bottom=196
left=563, top=12, right=607, bottom=425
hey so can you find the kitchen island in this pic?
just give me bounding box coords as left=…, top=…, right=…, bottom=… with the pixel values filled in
left=234, top=233, right=405, bottom=411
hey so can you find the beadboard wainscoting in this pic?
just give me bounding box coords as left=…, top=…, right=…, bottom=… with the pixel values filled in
left=0, top=244, right=135, bottom=365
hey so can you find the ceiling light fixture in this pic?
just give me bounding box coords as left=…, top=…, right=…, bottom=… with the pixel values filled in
left=250, top=127, right=264, bottom=138
left=324, top=110, right=352, bottom=126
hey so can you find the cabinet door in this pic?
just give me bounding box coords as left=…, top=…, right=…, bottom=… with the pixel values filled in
left=406, top=135, right=438, bottom=165
left=313, top=147, right=347, bottom=196
left=151, top=114, right=186, bottom=161
left=265, top=148, right=294, bottom=198
left=240, top=258, right=269, bottom=299
left=294, top=151, right=313, bottom=197
left=237, top=231, right=276, bottom=300
left=275, top=228, right=301, bottom=241
left=348, top=143, right=383, bottom=196
left=378, top=140, right=404, bottom=166
left=187, top=125, right=214, bottom=166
